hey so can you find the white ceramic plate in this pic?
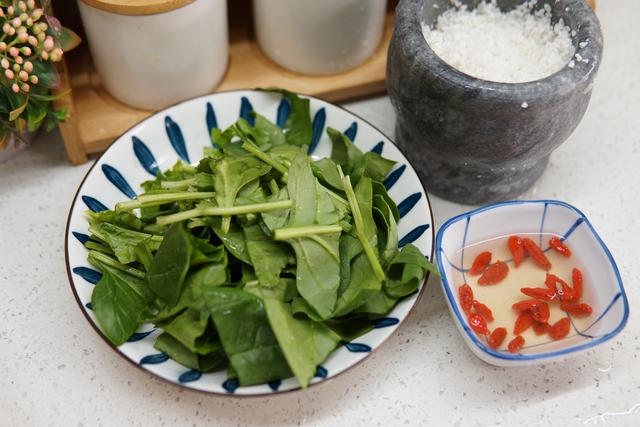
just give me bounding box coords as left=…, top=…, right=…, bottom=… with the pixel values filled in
left=64, top=90, right=435, bottom=395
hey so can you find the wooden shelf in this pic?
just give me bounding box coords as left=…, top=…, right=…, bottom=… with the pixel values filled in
left=59, top=9, right=394, bottom=164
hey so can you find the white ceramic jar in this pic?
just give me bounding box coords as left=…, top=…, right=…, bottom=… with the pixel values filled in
left=253, top=0, right=387, bottom=75
left=78, top=0, right=229, bottom=110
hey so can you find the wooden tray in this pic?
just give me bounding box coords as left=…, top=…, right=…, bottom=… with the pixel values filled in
left=58, top=6, right=395, bottom=164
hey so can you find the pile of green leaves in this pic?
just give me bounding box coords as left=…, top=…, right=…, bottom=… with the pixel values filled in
left=84, top=90, right=436, bottom=388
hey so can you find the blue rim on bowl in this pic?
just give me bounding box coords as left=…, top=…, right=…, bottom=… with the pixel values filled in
left=435, top=200, right=629, bottom=365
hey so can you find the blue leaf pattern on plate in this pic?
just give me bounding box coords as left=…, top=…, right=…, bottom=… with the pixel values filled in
left=81, top=195, right=108, bottom=213
left=72, top=231, right=91, bottom=244
left=132, top=136, right=159, bottom=176
left=277, top=98, right=290, bottom=128
left=370, top=141, right=384, bottom=154
left=344, top=122, right=357, bottom=141
left=72, top=266, right=102, bottom=284
left=240, top=97, right=255, bottom=126
left=399, top=224, right=430, bottom=247
left=397, top=193, right=422, bottom=219
left=344, top=342, right=371, bottom=352
left=373, top=317, right=399, bottom=328
left=308, top=107, right=326, bottom=154
left=127, top=329, right=155, bottom=342
left=85, top=302, right=93, bottom=311
left=268, top=380, right=281, bottom=391
left=140, top=353, right=169, bottom=365
left=384, top=165, right=406, bottom=190
left=206, top=102, right=218, bottom=133
left=178, top=370, right=202, bottom=383
left=102, top=164, right=136, bottom=199
left=165, top=116, right=190, bottom=162
left=222, top=378, right=239, bottom=393
left=315, top=366, right=328, bottom=378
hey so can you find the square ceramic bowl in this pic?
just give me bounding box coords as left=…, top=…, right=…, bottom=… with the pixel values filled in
left=435, top=200, right=628, bottom=366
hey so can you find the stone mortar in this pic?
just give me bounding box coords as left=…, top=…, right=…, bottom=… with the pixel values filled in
left=387, top=0, right=603, bottom=204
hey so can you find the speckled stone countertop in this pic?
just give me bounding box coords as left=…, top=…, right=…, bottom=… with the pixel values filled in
left=1, top=2, right=638, bottom=426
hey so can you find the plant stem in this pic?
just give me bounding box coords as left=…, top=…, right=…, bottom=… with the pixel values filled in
left=339, top=167, right=386, bottom=282
left=268, top=179, right=280, bottom=195
left=241, top=140, right=289, bottom=182
left=160, top=178, right=196, bottom=190
left=324, top=187, right=349, bottom=209
left=84, top=241, right=114, bottom=255
left=88, top=225, right=107, bottom=242
left=156, top=200, right=293, bottom=226
left=88, top=250, right=146, bottom=279
left=273, top=224, right=343, bottom=240
left=115, top=191, right=215, bottom=211
left=88, top=223, right=163, bottom=243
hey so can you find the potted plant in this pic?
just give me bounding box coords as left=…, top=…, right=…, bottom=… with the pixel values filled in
left=0, top=0, right=79, bottom=160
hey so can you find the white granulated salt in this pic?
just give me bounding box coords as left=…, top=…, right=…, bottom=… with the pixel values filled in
left=422, top=1, right=575, bottom=83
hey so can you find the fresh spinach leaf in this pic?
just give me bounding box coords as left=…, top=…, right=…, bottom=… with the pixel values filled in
left=372, top=195, right=399, bottom=265
left=163, top=307, right=209, bottom=353
left=281, top=154, right=342, bottom=319
left=372, top=180, right=400, bottom=222
left=263, top=299, right=340, bottom=388
left=350, top=152, right=396, bottom=185
left=244, top=224, right=293, bottom=288
left=203, top=287, right=292, bottom=386
left=95, top=223, right=161, bottom=265
left=87, top=209, right=143, bottom=231
left=323, top=314, right=377, bottom=341
left=327, top=127, right=363, bottom=175
left=213, top=156, right=272, bottom=233
left=312, top=158, right=344, bottom=192
left=244, top=278, right=298, bottom=302
left=91, top=265, right=149, bottom=346
left=384, top=244, right=435, bottom=299
left=260, top=187, right=291, bottom=233
left=333, top=252, right=383, bottom=317
left=262, top=89, right=312, bottom=147
left=208, top=217, right=251, bottom=264
left=147, top=223, right=192, bottom=307
left=252, top=113, right=287, bottom=146
left=154, top=332, right=227, bottom=372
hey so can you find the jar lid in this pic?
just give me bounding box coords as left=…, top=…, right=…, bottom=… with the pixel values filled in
left=80, top=0, right=195, bottom=16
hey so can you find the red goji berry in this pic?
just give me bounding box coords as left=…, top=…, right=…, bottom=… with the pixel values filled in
left=477, top=261, right=509, bottom=285
left=458, top=284, right=474, bottom=313
left=473, top=300, right=494, bottom=322
left=522, top=238, right=552, bottom=270
left=512, top=299, right=543, bottom=312
left=549, top=236, right=572, bottom=257
left=549, top=317, right=571, bottom=340
left=468, top=312, right=490, bottom=335
left=521, top=287, right=557, bottom=301
left=469, top=251, right=492, bottom=276
left=561, top=302, right=593, bottom=317
left=545, top=274, right=572, bottom=299
left=545, top=273, right=560, bottom=291
left=572, top=268, right=583, bottom=301
left=531, top=302, right=550, bottom=323
left=514, top=311, right=534, bottom=335
left=532, top=322, right=549, bottom=336
left=488, top=327, right=507, bottom=349
left=508, top=236, right=525, bottom=267
left=560, top=280, right=577, bottom=303
left=508, top=335, right=525, bottom=353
